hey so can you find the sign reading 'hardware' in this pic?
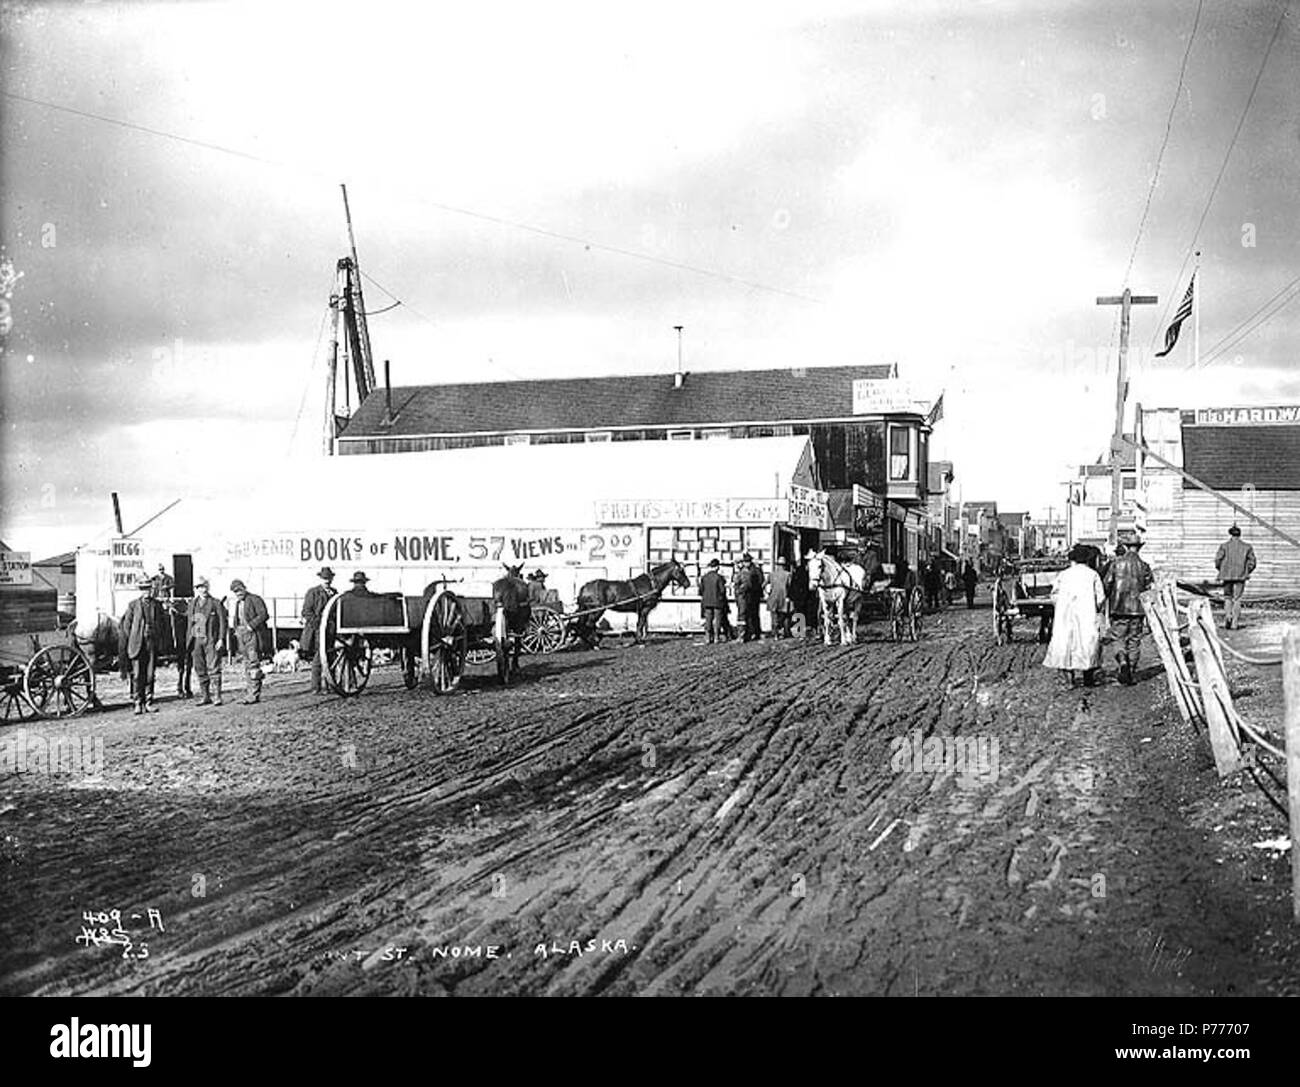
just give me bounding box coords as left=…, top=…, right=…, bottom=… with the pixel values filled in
left=1192, top=405, right=1300, bottom=426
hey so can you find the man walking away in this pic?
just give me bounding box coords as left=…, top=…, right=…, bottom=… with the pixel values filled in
left=1215, top=524, right=1257, bottom=630
left=699, top=558, right=728, bottom=644
left=1103, top=531, right=1154, bottom=685
left=120, top=575, right=164, bottom=714
left=768, top=556, right=794, bottom=638
left=230, top=579, right=270, bottom=704
left=300, top=566, right=337, bottom=694
left=187, top=577, right=228, bottom=706
left=962, top=560, right=979, bottom=609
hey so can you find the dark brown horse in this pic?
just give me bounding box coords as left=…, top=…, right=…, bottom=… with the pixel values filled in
left=491, top=564, right=532, bottom=677
left=574, top=559, right=689, bottom=647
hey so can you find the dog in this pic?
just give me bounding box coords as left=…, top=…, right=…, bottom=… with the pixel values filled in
left=271, top=640, right=302, bottom=673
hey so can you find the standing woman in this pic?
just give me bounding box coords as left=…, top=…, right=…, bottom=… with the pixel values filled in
left=1043, top=544, right=1106, bottom=688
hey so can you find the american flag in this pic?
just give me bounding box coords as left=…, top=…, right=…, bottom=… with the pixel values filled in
left=1155, top=273, right=1195, bottom=358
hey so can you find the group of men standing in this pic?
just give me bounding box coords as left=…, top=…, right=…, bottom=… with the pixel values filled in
left=118, top=569, right=273, bottom=712
left=698, top=552, right=798, bottom=644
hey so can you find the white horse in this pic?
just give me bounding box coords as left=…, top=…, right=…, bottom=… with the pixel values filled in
left=806, top=550, right=868, bottom=646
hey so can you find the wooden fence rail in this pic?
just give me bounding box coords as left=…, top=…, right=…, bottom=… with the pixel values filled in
left=1145, top=573, right=1298, bottom=922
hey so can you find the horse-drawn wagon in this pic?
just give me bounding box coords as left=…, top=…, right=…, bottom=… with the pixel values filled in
left=807, top=549, right=923, bottom=644
left=316, top=575, right=526, bottom=697
left=1, top=633, right=97, bottom=722
left=992, top=557, right=1069, bottom=645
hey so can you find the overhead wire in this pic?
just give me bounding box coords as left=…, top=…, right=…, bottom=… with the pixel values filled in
left=2, top=89, right=823, bottom=306
left=1121, top=0, right=1204, bottom=290
left=1194, top=277, right=1300, bottom=370
left=1148, top=1, right=1291, bottom=355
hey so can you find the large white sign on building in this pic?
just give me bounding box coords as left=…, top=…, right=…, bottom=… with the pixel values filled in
left=595, top=498, right=788, bottom=525
left=851, top=379, right=930, bottom=416
left=0, top=550, right=32, bottom=586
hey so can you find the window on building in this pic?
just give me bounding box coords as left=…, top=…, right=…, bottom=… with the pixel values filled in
left=503, top=434, right=531, bottom=447
left=702, top=429, right=730, bottom=440
left=889, top=425, right=912, bottom=481
left=586, top=431, right=612, bottom=443
left=1097, top=507, right=1111, bottom=528
left=668, top=430, right=694, bottom=441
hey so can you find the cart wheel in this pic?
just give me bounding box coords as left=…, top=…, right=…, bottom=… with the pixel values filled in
left=24, top=644, right=95, bottom=718
left=494, top=606, right=511, bottom=686
left=421, top=589, right=467, bottom=694
left=908, top=587, right=924, bottom=642
left=319, top=595, right=371, bottom=697
left=1038, top=615, right=1054, bottom=644
left=2, top=670, right=37, bottom=723
left=522, top=606, right=566, bottom=654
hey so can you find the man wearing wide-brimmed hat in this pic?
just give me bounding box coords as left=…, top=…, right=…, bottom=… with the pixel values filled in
left=187, top=576, right=228, bottom=706
left=120, top=574, right=165, bottom=714
left=1103, top=531, right=1154, bottom=685
left=349, top=571, right=373, bottom=594
left=229, top=579, right=270, bottom=704
left=1214, top=524, right=1257, bottom=630
left=300, top=566, right=336, bottom=694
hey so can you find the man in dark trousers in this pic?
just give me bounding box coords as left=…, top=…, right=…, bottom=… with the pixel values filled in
left=120, top=574, right=164, bottom=714
left=733, top=553, right=763, bottom=642
left=1103, top=531, right=1154, bottom=685
left=1214, top=524, right=1257, bottom=630
left=230, top=579, right=270, bottom=704
left=300, top=566, right=336, bottom=694
left=698, top=558, right=728, bottom=645
left=767, top=556, right=794, bottom=638
left=962, top=559, right=979, bottom=608
left=187, top=576, right=228, bottom=706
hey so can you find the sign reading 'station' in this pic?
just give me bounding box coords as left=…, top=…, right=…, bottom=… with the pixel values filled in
left=0, top=550, right=31, bottom=586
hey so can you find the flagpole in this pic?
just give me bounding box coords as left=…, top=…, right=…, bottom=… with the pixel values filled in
left=1193, top=250, right=1201, bottom=369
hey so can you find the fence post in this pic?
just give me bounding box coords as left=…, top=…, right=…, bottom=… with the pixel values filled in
left=1187, top=598, right=1242, bottom=778
left=1282, top=625, right=1300, bottom=923
left=1141, top=588, right=1194, bottom=727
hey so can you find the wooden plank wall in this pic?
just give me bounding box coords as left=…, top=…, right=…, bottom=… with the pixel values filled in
left=1144, top=488, right=1300, bottom=598
left=0, top=589, right=59, bottom=637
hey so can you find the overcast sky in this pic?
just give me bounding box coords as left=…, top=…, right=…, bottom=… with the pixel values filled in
left=2, top=0, right=1296, bottom=558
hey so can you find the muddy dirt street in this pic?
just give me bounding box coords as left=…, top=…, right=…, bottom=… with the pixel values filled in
left=2, top=604, right=1297, bottom=996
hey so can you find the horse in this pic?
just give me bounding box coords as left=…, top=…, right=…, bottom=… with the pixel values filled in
left=806, top=549, right=868, bottom=646
left=491, top=564, right=532, bottom=677
left=162, top=597, right=193, bottom=698
left=573, top=559, right=690, bottom=647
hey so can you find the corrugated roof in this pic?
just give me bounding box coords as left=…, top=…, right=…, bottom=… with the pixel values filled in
left=1183, top=425, right=1300, bottom=490
left=339, top=364, right=898, bottom=440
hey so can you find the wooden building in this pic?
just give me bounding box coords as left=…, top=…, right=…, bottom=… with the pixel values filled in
left=1137, top=404, right=1300, bottom=598
left=335, top=363, right=935, bottom=563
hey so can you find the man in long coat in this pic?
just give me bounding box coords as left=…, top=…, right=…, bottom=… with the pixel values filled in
left=1043, top=545, right=1106, bottom=687
left=300, top=566, right=336, bottom=694
left=767, top=557, right=794, bottom=638
left=732, top=553, right=763, bottom=642
left=187, top=576, right=228, bottom=706
left=229, top=579, right=270, bottom=704
left=1104, top=532, right=1154, bottom=685
left=120, top=575, right=165, bottom=714
left=1214, top=524, right=1257, bottom=630
left=698, top=559, right=728, bottom=645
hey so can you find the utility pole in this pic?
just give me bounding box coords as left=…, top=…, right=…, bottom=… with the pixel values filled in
left=1096, top=288, right=1157, bottom=546
left=673, top=325, right=684, bottom=387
